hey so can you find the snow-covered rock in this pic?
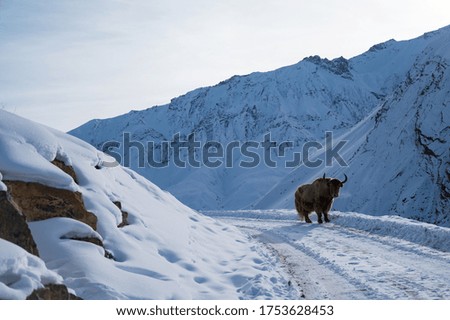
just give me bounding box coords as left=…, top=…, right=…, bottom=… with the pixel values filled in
left=0, top=110, right=297, bottom=299
left=0, top=239, right=62, bottom=300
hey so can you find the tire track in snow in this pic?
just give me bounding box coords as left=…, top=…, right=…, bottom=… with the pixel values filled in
left=238, top=222, right=389, bottom=299
left=207, top=211, right=450, bottom=299
left=303, top=225, right=450, bottom=299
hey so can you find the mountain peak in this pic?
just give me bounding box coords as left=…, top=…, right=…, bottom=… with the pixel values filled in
left=302, top=55, right=352, bottom=78
left=368, top=39, right=397, bottom=52
left=422, top=24, right=450, bottom=39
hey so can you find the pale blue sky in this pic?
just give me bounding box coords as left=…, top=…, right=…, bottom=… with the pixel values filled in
left=0, top=0, right=449, bottom=131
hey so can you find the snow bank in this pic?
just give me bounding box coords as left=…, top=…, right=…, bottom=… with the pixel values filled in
left=332, top=212, right=450, bottom=252
left=204, top=210, right=450, bottom=253
left=0, top=239, right=62, bottom=299
left=0, top=111, right=77, bottom=190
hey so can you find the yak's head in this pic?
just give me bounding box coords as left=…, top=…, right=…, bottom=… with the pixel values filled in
left=324, top=173, right=348, bottom=198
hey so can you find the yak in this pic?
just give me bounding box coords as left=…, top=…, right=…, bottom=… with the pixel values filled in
left=294, top=173, right=347, bottom=224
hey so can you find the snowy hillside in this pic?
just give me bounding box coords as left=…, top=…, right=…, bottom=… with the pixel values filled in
left=0, top=110, right=297, bottom=299
left=70, top=25, right=449, bottom=225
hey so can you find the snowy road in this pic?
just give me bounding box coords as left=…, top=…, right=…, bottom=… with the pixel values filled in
left=204, top=210, right=450, bottom=299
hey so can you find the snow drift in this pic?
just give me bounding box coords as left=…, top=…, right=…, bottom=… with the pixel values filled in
left=0, top=239, right=63, bottom=300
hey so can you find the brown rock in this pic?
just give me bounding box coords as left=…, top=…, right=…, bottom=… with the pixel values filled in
left=61, top=235, right=103, bottom=247
left=0, top=191, right=39, bottom=256
left=59, top=234, right=115, bottom=259
left=114, top=201, right=130, bottom=228
left=51, top=159, right=78, bottom=184
left=4, top=181, right=97, bottom=230
left=26, top=284, right=82, bottom=300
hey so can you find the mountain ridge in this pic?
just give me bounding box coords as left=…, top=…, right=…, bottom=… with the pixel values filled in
left=70, top=25, right=450, bottom=225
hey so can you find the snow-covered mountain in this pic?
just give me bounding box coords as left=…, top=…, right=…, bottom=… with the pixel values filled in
left=255, top=29, right=450, bottom=226
left=0, top=110, right=296, bottom=299
left=70, top=26, right=450, bottom=225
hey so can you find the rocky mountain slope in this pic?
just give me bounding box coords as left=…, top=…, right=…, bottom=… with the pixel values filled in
left=0, top=110, right=296, bottom=299
left=70, top=26, right=449, bottom=225
left=254, top=36, right=450, bottom=225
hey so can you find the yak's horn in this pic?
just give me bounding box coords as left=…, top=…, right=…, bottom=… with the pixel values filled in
left=322, top=173, right=326, bottom=179
left=342, top=174, right=348, bottom=184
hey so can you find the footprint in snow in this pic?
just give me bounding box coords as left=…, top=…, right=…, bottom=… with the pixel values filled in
left=194, top=277, right=209, bottom=284
left=158, top=249, right=181, bottom=263
left=179, top=262, right=197, bottom=272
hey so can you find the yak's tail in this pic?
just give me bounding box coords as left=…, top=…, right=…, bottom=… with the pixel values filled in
left=294, top=188, right=305, bottom=221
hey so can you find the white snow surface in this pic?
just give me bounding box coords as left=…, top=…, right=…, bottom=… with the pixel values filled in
left=0, top=112, right=78, bottom=190
left=0, top=110, right=297, bottom=299
left=204, top=210, right=450, bottom=299
left=0, top=239, right=63, bottom=300
left=0, top=171, right=6, bottom=191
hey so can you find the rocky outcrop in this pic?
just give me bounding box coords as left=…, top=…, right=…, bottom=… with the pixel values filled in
left=303, top=55, right=352, bottom=78
left=0, top=159, right=103, bottom=298
left=4, top=181, right=97, bottom=230
left=26, top=284, right=82, bottom=300
left=114, top=201, right=129, bottom=228
left=0, top=176, right=103, bottom=298
left=0, top=158, right=99, bottom=254
left=0, top=191, right=39, bottom=256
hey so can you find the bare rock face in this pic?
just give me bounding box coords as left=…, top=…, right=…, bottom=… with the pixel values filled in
left=26, top=284, right=82, bottom=300
left=0, top=191, right=39, bottom=256
left=61, top=235, right=104, bottom=247
left=4, top=181, right=97, bottom=230
left=51, top=159, right=78, bottom=184
left=114, top=201, right=129, bottom=228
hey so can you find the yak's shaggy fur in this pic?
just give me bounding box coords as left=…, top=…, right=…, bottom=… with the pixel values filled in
left=294, top=174, right=347, bottom=224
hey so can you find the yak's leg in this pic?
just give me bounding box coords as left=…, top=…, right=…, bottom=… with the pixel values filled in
left=324, top=211, right=330, bottom=223
left=316, top=212, right=323, bottom=224
left=304, top=212, right=312, bottom=223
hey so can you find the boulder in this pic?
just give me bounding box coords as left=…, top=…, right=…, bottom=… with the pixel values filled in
left=26, top=284, right=82, bottom=300
left=4, top=181, right=97, bottom=230
left=0, top=191, right=39, bottom=256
